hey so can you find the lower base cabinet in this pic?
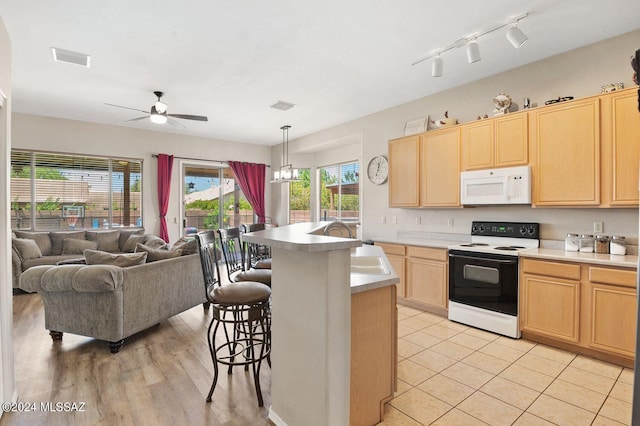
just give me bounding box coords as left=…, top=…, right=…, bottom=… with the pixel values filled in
left=375, top=242, right=448, bottom=316
left=351, top=285, right=397, bottom=426
left=520, top=258, right=636, bottom=367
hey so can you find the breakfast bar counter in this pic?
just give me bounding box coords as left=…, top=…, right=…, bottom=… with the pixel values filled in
left=243, top=222, right=399, bottom=426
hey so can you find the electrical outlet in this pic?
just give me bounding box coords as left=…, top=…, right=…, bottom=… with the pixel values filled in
left=392, top=216, right=398, bottom=224
left=448, top=218, right=454, bottom=227
left=593, top=221, right=604, bottom=233
left=381, top=216, right=386, bottom=224
left=415, top=216, right=421, bottom=225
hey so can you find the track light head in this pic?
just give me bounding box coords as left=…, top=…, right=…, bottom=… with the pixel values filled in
left=431, top=56, right=443, bottom=77
left=506, top=23, right=528, bottom=48
left=466, top=40, right=481, bottom=63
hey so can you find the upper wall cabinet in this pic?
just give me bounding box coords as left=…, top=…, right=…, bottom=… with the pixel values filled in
left=461, top=112, right=528, bottom=171
left=530, top=97, right=601, bottom=206
left=420, top=127, right=460, bottom=207
left=600, top=88, right=640, bottom=207
left=388, top=135, right=420, bottom=207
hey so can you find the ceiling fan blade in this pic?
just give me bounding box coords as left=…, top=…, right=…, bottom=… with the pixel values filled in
left=167, top=114, right=208, bottom=122
left=166, top=117, right=186, bottom=128
left=105, top=103, right=150, bottom=114
left=125, top=115, right=150, bottom=123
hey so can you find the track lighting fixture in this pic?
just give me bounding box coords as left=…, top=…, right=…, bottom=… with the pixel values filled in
left=411, top=13, right=529, bottom=77
left=506, top=23, right=528, bottom=48
left=466, top=40, right=481, bottom=64
left=431, top=55, right=443, bottom=77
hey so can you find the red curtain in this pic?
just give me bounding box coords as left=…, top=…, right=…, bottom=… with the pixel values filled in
left=157, top=154, right=174, bottom=242
left=228, top=161, right=266, bottom=223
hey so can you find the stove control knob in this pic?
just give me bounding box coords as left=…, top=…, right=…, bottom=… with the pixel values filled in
left=527, top=226, right=536, bottom=236
left=519, top=226, right=527, bottom=235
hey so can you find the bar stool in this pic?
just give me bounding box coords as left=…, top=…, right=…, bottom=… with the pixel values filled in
left=218, top=227, right=272, bottom=286
left=195, top=230, right=271, bottom=406
left=241, top=223, right=272, bottom=270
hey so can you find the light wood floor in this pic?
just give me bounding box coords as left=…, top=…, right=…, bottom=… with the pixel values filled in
left=2, top=292, right=272, bottom=426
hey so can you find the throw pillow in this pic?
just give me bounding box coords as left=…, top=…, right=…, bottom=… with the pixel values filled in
left=135, top=243, right=182, bottom=262
left=84, top=249, right=147, bottom=267
left=119, top=228, right=145, bottom=251
left=13, top=231, right=52, bottom=256
left=122, top=234, right=147, bottom=253
left=86, top=230, right=121, bottom=252
left=62, top=238, right=99, bottom=255
left=170, top=237, right=198, bottom=255
left=143, top=235, right=168, bottom=249
left=12, top=238, right=43, bottom=260
left=50, top=231, right=86, bottom=255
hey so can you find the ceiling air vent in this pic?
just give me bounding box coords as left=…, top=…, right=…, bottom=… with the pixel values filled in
left=270, top=100, right=295, bottom=111
left=51, top=47, right=91, bottom=68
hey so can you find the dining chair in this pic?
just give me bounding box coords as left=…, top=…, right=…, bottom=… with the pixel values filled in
left=195, top=230, right=271, bottom=406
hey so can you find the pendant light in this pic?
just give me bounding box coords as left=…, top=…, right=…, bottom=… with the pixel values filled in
left=271, top=125, right=300, bottom=183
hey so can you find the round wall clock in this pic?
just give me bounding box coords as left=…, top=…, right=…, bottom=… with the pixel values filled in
left=367, top=155, right=389, bottom=185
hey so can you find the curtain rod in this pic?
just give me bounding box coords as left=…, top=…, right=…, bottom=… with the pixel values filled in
left=152, top=154, right=270, bottom=168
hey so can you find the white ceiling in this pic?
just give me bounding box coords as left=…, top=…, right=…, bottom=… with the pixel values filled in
left=1, top=1, right=639, bottom=146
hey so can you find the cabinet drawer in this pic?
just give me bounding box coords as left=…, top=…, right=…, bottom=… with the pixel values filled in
left=588, top=267, right=637, bottom=288
left=407, top=246, right=447, bottom=262
left=521, top=258, right=580, bottom=280
left=375, top=242, right=406, bottom=256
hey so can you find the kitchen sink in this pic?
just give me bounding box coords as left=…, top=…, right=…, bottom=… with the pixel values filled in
left=350, top=256, right=389, bottom=275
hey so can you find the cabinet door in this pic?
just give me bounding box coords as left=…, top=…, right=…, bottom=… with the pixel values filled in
left=461, top=120, right=493, bottom=170
left=375, top=242, right=406, bottom=298
left=520, top=274, right=580, bottom=343
left=406, top=256, right=447, bottom=311
left=420, top=128, right=460, bottom=207
left=388, top=135, right=420, bottom=207
left=495, top=113, right=528, bottom=167
left=602, top=89, right=640, bottom=206
left=531, top=98, right=600, bottom=206
left=586, top=283, right=637, bottom=357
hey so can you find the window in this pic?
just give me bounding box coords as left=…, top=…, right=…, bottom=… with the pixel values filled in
left=10, top=150, right=142, bottom=231
left=319, top=161, right=359, bottom=222
left=289, top=168, right=311, bottom=224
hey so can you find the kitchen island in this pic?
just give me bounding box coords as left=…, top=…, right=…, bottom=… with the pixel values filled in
left=243, top=222, right=399, bottom=426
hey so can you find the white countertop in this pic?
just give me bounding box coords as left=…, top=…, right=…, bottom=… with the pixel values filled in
left=350, top=245, right=400, bottom=294
left=519, top=248, right=638, bottom=269
left=243, top=221, right=362, bottom=252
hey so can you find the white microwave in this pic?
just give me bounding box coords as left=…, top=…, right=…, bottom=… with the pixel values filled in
left=460, top=165, right=531, bottom=205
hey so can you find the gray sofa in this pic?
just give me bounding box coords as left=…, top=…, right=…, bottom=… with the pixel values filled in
left=10, top=229, right=159, bottom=289
left=19, top=252, right=208, bottom=353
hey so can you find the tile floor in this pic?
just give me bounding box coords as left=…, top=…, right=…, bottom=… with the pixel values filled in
left=381, top=305, right=634, bottom=425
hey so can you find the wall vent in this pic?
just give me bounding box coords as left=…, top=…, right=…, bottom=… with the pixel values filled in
left=270, top=100, right=295, bottom=111
left=51, top=47, right=91, bottom=67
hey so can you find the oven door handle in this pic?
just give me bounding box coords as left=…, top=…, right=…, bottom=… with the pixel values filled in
left=449, top=253, right=517, bottom=264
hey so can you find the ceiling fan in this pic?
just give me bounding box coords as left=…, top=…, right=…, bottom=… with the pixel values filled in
left=105, top=91, right=208, bottom=127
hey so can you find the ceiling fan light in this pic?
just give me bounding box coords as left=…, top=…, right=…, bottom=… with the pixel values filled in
left=466, top=40, right=481, bottom=63
left=150, top=113, right=167, bottom=124
left=431, top=56, right=443, bottom=77
left=506, top=24, right=528, bottom=48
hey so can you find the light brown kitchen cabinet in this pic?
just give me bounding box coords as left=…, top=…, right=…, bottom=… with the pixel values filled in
left=520, top=257, right=637, bottom=367
left=520, top=259, right=581, bottom=343
left=375, top=242, right=406, bottom=298
left=600, top=87, right=640, bottom=207
left=461, top=112, right=528, bottom=171
left=420, top=127, right=460, bottom=207
left=530, top=97, right=600, bottom=206
left=388, top=135, right=420, bottom=207
left=406, top=246, right=448, bottom=316
left=584, top=266, right=637, bottom=358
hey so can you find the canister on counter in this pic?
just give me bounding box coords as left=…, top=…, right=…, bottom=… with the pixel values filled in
left=595, top=235, right=610, bottom=254
left=579, top=234, right=594, bottom=252
left=610, top=236, right=627, bottom=255
left=564, top=233, right=579, bottom=252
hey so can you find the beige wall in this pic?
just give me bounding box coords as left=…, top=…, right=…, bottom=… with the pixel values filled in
left=281, top=29, right=640, bottom=244
left=0, top=13, right=16, bottom=410
left=11, top=114, right=272, bottom=243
